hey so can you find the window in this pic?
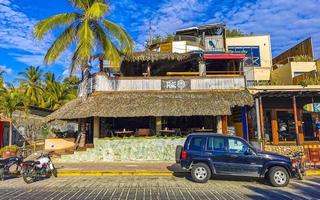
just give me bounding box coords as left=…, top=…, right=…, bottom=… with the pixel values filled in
left=293, top=72, right=305, bottom=77
left=207, top=137, right=226, bottom=151
left=228, top=46, right=261, bottom=67
left=189, top=137, right=205, bottom=151
left=228, top=138, right=247, bottom=154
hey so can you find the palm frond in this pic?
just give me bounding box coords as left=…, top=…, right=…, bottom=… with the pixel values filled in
left=34, top=13, right=80, bottom=40
left=44, top=25, right=76, bottom=64
left=76, top=20, right=94, bottom=61
left=94, top=22, right=120, bottom=67
left=86, top=2, right=109, bottom=19
left=102, top=19, right=133, bottom=53
left=69, top=0, right=90, bottom=10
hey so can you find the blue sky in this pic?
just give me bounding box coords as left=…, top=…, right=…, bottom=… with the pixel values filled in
left=0, top=0, right=320, bottom=83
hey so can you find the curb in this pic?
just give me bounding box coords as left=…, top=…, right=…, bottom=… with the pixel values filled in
left=305, top=170, right=320, bottom=176
left=58, top=171, right=179, bottom=176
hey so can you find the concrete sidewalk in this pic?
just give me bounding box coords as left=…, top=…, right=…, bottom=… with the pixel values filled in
left=55, top=162, right=187, bottom=176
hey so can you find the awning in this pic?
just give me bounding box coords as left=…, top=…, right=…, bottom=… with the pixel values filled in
left=203, top=53, right=246, bottom=60
left=46, top=90, right=253, bottom=121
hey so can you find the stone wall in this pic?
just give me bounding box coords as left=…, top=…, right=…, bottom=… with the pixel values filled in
left=57, top=137, right=186, bottom=163
left=264, top=145, right=304, bottom=157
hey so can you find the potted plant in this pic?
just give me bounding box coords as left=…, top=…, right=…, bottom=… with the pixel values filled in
left=0, top=145, right=18, bottom=158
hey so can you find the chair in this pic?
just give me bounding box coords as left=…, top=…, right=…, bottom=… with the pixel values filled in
left=136, top=129, right=151, bottom=137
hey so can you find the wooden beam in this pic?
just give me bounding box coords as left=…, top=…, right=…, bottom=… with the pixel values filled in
left=271, top=110, right=279, bottom=145
left=222, top=115, right=228, bottom=135
left=293, top=96, right=300, bottom=145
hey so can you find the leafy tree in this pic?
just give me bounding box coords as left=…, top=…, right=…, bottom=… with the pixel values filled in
left=226, top=29, right=245, bottom=37
left=17, top=66, right=44, bottom=106
left=33, top=0, right=134, bottom=97
left=0, top=85, right=28, bottom=146
left=43, top=72, right=77, bottom=110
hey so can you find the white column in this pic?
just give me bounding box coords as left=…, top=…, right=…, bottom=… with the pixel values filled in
left=93, top=117, right=100, bottom=139
left=255, top=98, right=262, bottom=149
left=216, top=116, right=222, bottom=134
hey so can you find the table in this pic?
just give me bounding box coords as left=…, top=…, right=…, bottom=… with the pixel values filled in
left=159, top=129, right=176, bottom=136
left=193, top=128, right=214, bottom=132
left=114, top=130, right=134, bottom=137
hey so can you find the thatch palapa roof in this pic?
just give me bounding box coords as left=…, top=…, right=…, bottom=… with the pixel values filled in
left=122, top=51, right=191, bottom=63
left=46, top=91, right=253, bottom=121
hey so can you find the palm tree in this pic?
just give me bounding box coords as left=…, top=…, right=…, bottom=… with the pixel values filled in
left=0, top=85, right=28, bottom=146
left=43, top=72, right=77, bottom=110
left=17, top=66, right=44, bottom=106
left=34, top=0, right=134, bottom=96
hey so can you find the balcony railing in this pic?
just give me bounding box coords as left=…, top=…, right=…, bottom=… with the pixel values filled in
left=78, top=74, right=246, bottom=96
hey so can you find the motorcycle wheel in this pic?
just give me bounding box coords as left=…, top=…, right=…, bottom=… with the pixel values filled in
left=22, top=173, right=35, bottom=184
left=52, top=168, right=58, bottom=178
left=296, top=167, right=303, bottom=180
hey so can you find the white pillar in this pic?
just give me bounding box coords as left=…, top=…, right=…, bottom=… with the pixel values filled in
left=93, top=117, right=100, bottom=139
left=255, top=98, right=262, bottom=149
left=199, top=60, right=206, bottom=76
left=216, top=116, right=222, bottom=134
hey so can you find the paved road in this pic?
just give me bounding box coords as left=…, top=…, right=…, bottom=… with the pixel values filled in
left=0, top=175, right=319, bottom=200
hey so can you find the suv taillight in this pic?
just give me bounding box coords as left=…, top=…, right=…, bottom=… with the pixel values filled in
left=181, top=150, right=187, bottom=160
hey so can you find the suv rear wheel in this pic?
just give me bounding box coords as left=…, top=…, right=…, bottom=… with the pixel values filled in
left=268, top=166, right=290, bottom=187
left=191, top=163, right=211, bottom=183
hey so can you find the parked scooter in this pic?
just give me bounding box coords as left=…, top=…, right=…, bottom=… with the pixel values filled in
left=289, top=151, right=305, bottom=180
left=20, top=152, right=57, bottom=184
left=0, top=156, right=23, bottom=181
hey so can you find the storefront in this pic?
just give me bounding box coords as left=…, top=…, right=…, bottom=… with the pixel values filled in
left=250, top=89, right=320, bottom=146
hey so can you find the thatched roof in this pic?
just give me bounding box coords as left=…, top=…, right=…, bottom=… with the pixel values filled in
left=46, top=91, right=253, bottom=121
left=123, top=51, right=191, bottom=62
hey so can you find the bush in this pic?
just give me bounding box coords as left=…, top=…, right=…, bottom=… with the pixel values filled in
left=0, top=145, right=18, bottom=155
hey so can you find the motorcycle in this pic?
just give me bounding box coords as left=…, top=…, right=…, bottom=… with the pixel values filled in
left=20, top=152, right=57, bottom=184
left=0, top=156, right=23, bottom=181
left=289, top=151, right=305, bottom=180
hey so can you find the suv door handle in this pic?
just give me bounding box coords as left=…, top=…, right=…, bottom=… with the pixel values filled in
left=230, top=154, right=238, bottom=158
left=207, top=152, right=213, bottom=155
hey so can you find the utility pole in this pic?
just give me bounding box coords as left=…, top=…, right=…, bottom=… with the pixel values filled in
left=148, top=21, right=152, bottom=47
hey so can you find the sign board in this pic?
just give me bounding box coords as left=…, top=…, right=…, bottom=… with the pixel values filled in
left=303, top=103, right=320, bottom=112
left=161, top=79, right=191, bottom=91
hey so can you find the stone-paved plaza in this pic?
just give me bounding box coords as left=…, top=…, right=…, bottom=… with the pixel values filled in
left=0, top=175, right=319, bottom=200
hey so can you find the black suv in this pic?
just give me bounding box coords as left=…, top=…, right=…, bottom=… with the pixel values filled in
left=176, top=133, right=296, bottom=187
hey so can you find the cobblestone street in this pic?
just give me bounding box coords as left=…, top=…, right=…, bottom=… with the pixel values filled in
left=0, top=175, right=319, bottom=200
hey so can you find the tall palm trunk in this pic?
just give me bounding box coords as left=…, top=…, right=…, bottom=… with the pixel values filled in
left=9, top=120, right=13, bottom=146
left=80, top=66, right=90, bottom=100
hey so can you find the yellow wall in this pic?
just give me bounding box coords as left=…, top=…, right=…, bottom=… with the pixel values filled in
left=271, top=62, right=316, bottom=85
left=234, top=122, right=243, bottom=138
left=226, top=35, right=272, bottom=81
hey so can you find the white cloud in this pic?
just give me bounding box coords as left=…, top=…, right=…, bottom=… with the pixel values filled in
left=0, top=65, right=12, bottom=74
left=0, top=0, right=72, bottom=68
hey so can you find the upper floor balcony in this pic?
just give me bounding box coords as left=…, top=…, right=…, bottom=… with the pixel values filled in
left=78, top=73, right=246, bottom=96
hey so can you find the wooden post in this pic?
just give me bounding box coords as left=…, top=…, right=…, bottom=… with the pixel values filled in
left=222, top=115, right=228, bottom=135
left=93, top=117, right=100, bottom=139
left=259, top=97, right=265, bottom=148
left=293, top=96, right=303, bottom=145
left=155, top=117, right=162, bottom=136
left=147, top=62, right=151, bottom=77
left=255, top=98, right=262, bottom=149
left=271, top=110, right=279, bottom=145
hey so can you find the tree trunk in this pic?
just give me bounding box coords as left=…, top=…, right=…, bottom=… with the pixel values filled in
left=80, top=66, right=90, bottom=100
left=9, top=121, right=12, bottom=146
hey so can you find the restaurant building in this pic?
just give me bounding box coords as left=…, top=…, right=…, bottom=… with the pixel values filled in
left=47, top=24, right=254, bottom=146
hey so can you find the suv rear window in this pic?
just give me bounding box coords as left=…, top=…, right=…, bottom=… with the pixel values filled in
left=207, top=137, right=226, bottom=151
left=189, top=136, right=205, bottom=151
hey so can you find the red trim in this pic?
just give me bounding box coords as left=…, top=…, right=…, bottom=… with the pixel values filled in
left=0, top=121, right=3, bottom=148
left=203, top=53, right=246, bottom=60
